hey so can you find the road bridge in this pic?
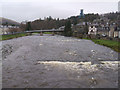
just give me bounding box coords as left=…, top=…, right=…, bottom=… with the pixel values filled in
left=1, top=29, right=64, bottom=35
left=25, top=29, right=64, bottom=36
left=25, top=29, right=64, bottom=33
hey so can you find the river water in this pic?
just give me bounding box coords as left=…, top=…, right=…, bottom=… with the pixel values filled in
left=1, top=34, right=119, bottom=88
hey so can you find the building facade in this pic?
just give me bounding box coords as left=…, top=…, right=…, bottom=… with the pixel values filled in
left=88, top=26, right=97, bottom=35
left=0, top=25, right=19, bottom=34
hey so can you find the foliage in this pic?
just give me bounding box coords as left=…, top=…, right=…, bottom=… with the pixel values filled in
left=25, top=22, right=32, bottom=31
left=64, top=20, right=72, bottom=36
left=84, top=13, right=100, bottom=22
left=73, top=18, right=78, bottom=25
left=104, top=12, right=120, bottom=21
left=30, top=16, right=66, bottom=30
left=84, top=22, right=89, bottom=34
left=43, top=32, right=52, bottom=34
left=68, top=13, right=100, bottom=23
left=20, top=12, right=119, bottom=31
left=2, top=22, right=8, bottom=26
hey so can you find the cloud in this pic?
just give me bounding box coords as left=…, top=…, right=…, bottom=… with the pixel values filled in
left=1, top=0, right=119, bottom=2
left=1, top=1, right=118, bottom=22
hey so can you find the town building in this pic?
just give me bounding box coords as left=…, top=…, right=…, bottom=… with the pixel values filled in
left=0, top=25, right=9, bottom=34
left=0, top=25, right=19, bottom=34
left=58, top=26, right=65, bottom=31
left=88, top=25, right=97, bottom=35
left=88, top=24, right=120, bottom=38
left=72, top=22, right=87, bottom=35
left=113, top=26, right=120, bottom=38
left=97, top=27, right=109, bottom=36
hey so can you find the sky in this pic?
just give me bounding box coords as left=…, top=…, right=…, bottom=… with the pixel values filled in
left=0, top=0, right=119, bottom=23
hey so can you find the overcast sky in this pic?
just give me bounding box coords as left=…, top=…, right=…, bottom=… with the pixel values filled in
left=0, top=0, right=119, bottom=23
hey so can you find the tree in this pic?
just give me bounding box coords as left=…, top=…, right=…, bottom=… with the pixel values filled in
left=64, top=20, right=72, bottom=36
left=11, top=24, right=15, bottom=26
left=47, top=16, right=53, bottom=21
left=73, top=18, right=77, bottom=25
left=2, top=22, right=8, bottom=27
left=26, top=22, right=32, bottom=31
left=84, top=22, right=89, bottom=34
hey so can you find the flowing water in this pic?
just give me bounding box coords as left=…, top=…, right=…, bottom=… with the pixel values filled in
left=1, top=34, right=119, bottom=88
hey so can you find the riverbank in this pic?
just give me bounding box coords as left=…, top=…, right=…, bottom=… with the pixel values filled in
left=1, top=33, right=120, bottom=53
left=0, top=33, right=29, bottom=41
left=82, top=38, right=120, bottom=52
left=0, top=32, right=54, bottom=41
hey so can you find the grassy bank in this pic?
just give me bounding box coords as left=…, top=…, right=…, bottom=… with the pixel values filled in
left=43, top=32, right=52, bottom=34
left=32, top=32, right=39, bottom=34
left=83, top=38, right=120, bottom=52
left=0, top=33, right=29, bottom=41
left=31, top=32, right=52, bottom=35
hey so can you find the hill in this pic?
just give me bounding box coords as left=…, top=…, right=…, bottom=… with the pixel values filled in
left=29, top=14, right=100, bottom=30
left=0, top=17, right=20, bottom=26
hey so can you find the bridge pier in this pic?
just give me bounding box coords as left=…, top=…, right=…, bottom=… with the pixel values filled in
left=28, top=33, right=32, bottom=35
left=40, top=32, right=43, bottom=36
left=52, top=32, right=55, bottom=36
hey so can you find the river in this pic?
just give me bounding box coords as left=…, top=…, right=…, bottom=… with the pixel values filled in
left=1, top=34, right=119, bottom=88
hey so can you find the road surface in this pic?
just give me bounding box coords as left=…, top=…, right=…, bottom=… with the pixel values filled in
left=1, top=34, right=119, bottom=88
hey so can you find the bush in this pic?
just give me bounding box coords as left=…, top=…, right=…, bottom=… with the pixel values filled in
left=64, top=20, right=73, bottom=36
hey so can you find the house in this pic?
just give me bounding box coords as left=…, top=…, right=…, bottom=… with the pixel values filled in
left=0, top=25, right=9, bottom=34
left=58, top=26, right=65, bottom=31
left=88, top=25, right=97, bottom=35
left=97, top=26, right=109, bottom=36
left=113, top=27, right=120, bottom=38
left=0, top=25, right=19, bottom=34
left=108, top=24, right=120, bottom=38
left=88, top=17, right=110, bottom=36
left=73, top=22, right=89, bottom=32
left=88, top=24, right=120, bottom=38
left=109, top=26, right=115, bottom=37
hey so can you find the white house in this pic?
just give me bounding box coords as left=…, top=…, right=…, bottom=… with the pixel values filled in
left=58, top=26, right=65, bottom=30
left=88, top=26, right=97, bottom=35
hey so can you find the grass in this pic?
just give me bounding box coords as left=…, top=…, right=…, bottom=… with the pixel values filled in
left=32, top=32, right=40, bottom=34
left=0, top=32, right=52, bottom=41
left=83, top=38, right=120, bottom=52
left=31, top=32, right=52, bottom=35
left=0, top=33, right=29, bottom=41
left=43, top=32, right=52, bottom=34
